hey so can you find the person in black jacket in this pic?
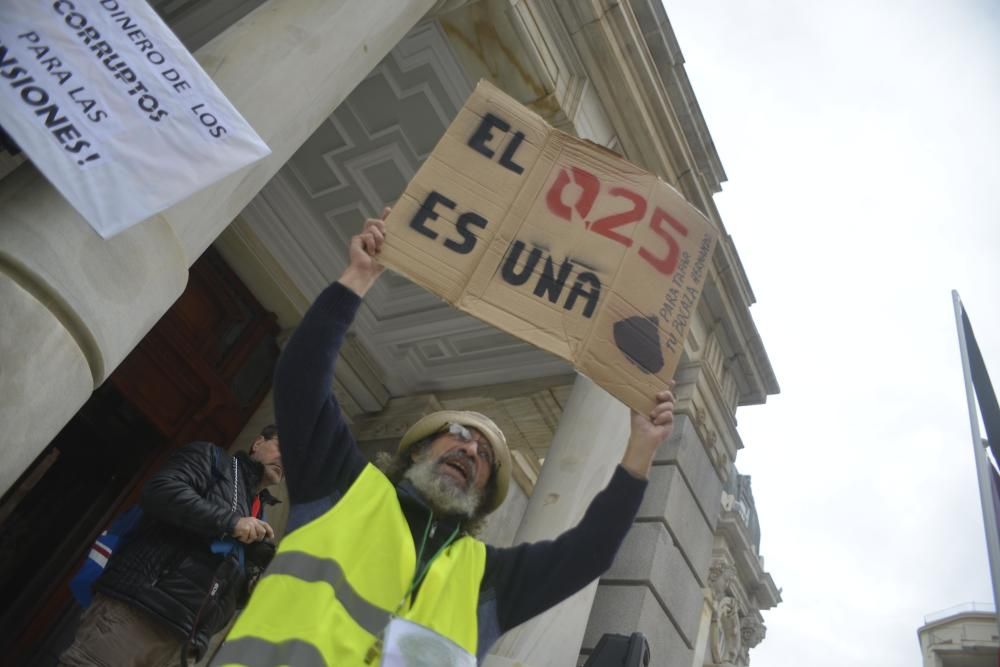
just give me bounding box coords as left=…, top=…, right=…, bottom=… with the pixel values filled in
left=59, top=427, right=284, bottom=667
left=212, top=211, right=676, bottom=665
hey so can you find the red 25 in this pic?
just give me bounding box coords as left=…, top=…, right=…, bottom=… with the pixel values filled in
left=545, top=165, right=688, bottom=275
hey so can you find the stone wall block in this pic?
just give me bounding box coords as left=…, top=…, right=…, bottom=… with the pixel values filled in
left=638, top=464, right=714, bottom=585
left=0, top=277, right=93, bottom=494
left=603, top=522, right=704, bottom=645
left=654, top=414, right=723, bottom=528
left=583, top=585, right=694, bottom=667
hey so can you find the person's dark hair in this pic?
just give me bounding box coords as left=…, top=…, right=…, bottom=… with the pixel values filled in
left=250, top=424, right=279, bottom=458
left=374, top=436, right=495, bottom=536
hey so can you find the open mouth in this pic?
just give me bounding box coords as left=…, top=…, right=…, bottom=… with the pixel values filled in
left=441, top=457, right=473, bottom=486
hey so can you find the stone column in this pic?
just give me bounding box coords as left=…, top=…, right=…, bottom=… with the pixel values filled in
left=486, top=374, right=630, bottom=667
left=0, top=0, right=436, bottom=495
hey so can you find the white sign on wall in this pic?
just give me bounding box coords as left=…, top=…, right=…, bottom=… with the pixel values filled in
left=0, top=0, right=271, bottom=238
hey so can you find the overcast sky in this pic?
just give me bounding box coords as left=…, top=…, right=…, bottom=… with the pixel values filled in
left=663, top=0, right=1000, bottom=664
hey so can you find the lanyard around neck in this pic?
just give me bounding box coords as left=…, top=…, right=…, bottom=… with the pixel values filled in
left=364, top=514, right=462, bottom=665
left=399, top=514, right=461, bottom=613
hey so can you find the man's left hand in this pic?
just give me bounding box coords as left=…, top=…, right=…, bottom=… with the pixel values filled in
left=620, top=387, right=675, bottom=479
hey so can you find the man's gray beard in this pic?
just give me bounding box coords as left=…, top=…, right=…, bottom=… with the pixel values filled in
left=404, top=457, right=482, bottom=518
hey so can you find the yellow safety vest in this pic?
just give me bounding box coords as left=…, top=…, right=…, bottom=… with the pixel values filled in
left=213, top=464, right=486, bottom=666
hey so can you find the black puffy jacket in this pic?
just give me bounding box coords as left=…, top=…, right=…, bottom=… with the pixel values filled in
left=97, top=441, right=277, bottom=658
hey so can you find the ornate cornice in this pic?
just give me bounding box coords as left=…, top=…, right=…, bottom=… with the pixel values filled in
left=716, top=512, right=781, bottom=611
left=628, top=0, right=727, bottom=192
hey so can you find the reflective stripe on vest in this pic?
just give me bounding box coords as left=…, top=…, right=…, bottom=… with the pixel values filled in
left=213, top=637, right=326, bottom=667
left=213, top=463, right=486, bottom=666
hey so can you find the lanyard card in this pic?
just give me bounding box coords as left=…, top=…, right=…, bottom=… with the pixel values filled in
left=380, top=617, right=476, bottom=667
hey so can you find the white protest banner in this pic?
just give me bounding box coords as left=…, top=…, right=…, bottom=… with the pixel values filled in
left=381, top=80, right=718, bottom=415
left=0, top=0, right=270, bottom=238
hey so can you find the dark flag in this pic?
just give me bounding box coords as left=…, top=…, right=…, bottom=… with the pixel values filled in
left=953, top=291, right=1000, bottom=636
left=961, top=305, right=1000, bottom=464
left=991, top=459, right=1000, bottom=538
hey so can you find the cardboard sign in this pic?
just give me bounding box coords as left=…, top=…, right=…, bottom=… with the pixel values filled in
left=381, top=80, right=717, bottom=415
left=0, top=0, right=270, bottom=238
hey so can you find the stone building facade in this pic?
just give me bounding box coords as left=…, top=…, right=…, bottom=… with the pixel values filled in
left=0, top=1, right=780, bottom=664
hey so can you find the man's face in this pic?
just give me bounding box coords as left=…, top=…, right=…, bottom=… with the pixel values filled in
left=422, top=424, right=495, bottom=493
left=405, top=424, right=495, bottom=518
left=250, top=435, right=283, bottom=486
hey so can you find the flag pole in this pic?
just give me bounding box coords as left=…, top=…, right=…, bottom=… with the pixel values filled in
left=952, top=290, right=1000, bottom=631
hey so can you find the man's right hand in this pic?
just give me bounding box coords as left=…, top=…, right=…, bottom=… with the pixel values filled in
left=339, top=208, right=388, bottom=297
left=232, top=516, right=275, bottom=544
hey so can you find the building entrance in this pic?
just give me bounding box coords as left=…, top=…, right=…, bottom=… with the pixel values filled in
left=0, top=247, right=279, bottom=664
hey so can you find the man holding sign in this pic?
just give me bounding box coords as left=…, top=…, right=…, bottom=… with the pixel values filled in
left=212, top=213, right=676, bottom=666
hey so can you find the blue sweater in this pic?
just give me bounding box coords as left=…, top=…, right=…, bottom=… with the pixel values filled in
left=274, top=281, right=647, bottom=661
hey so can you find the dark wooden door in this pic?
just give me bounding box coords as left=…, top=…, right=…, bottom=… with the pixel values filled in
left=0, top=247, right=279, bottom=664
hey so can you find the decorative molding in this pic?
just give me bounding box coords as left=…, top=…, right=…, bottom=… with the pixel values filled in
left=702, top=267, right=779, bottom=407
left=237, top=23, right=576, bottom=407
left=628, top=0, right=727, bottom=193
left=692, top=401, right=725, bottom=478
left=716, top=512, right=781, bottom=612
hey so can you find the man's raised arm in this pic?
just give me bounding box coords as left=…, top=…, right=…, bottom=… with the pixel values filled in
left=487, top=388, right=676, bottom=632
left=273, top=214, right=387, bottom=504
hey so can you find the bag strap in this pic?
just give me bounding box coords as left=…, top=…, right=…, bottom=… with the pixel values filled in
left=228, top=455, right=239, bottom=515
left=208, top=445, right=239, bottom=513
